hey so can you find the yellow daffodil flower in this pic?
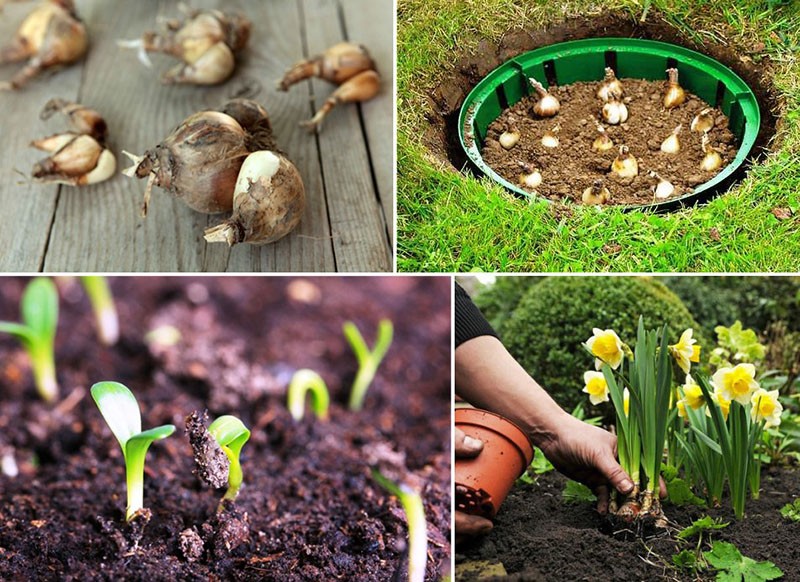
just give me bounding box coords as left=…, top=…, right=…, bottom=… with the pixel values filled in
left=751, top=388, right=783, bottom=427
left=623, top=387, right=630, bottom=417
left=711, top=363, right=759, bottom=405
left=583, top=371, right=609, bottom=405
left=585, top=328, right=624, bottom=370
left=669, top=328, right=701, bottom=374
left=677, top=399, right=687, bottom=418
left=706, top=391, right=731, bottom=421
left=678, top=374, right=705, bottom=412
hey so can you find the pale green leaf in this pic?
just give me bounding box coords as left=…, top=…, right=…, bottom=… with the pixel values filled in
left=208, top=415, right=250, bottom=458
left=91, top=381, right=142, bottom=449
left=21, top=278, right=58, bottom=340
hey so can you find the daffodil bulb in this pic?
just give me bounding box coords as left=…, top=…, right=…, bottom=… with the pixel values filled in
left=611, top=145, right=638, bottom=178
left=711, top=363, right=759, bottom=405
left=660, top=124, right=682, bottom=154
left=691, top=107, right=715, bottom=133
left=517, top=162, right=542, bottom=189
left=649, top=171, right=675, bottom=199
left=596, top=67, right=623, bottom=102
left=529, top=78, right=560, bottom=117
left=584, top=328, right=624, bottom=370
left=601, top=92, right=628, bottom=125
left=592, top=124, right=614, bottom=152
left=583, top=371, right=609, bottom=405
left=581, top=180, right=609, bottom=205
left=499, top=129, right=520, bottom=150
left=751, top=388, right=783, bottom=427
left=541, top=125, right=560, bottom=148
left=700, top=134, right=722, bottom=172
left=663, top=68, right=686, bottom=109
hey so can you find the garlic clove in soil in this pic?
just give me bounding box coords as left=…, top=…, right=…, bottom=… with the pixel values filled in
left=601, top=92, right=628, bottom=125
left=592, top=124, right=614, bottom=152
left=278, top=41, right=376, bottom=90
left=700, top=134, right=723, bottom=172
left=517, top=162, right=542, bottom=190
left=204, top=150, right=306, bottom=247
left=31, top=133, right=116, bottom=186
left=541, top=125, right=560, bottom=148
left=691, top=108, right=715, bottom=133
left=663, top=68, right=686, bottom=109
left=529, top=78, right=560, bottom=118
left=582, top=180, right=610, bottom=205
left=649, top=171, right=676, bottom=199
left=0, top=0, right=88, bottom=90
left=122, top=109, right=252, bottom=216
left=596, top=67, right=623, bottom=102
left=499, top=130, right=520, bottom=150
left=611, top=145, right=638, bottom=178
left=660, top=124, right=682, bottom=154
left=300, top=69, right=381, bottom=132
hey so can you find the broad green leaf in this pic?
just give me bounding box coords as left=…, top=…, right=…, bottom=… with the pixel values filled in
left=561, top=480, right=596, bottom=504
left=677, top=516, right=728, bottom=539
left=21, top=278, right=58, bottom=340
left=125, top=424, right=176, bottom=462
left=672, top=549, right=698, bottom=570
left=666, top=477, right=706, bottom=508
left=704, top=541, right=783, bottom=582
left=208, top=415, right=250, bottom=457
left=91, top=382, right=142, bottom=449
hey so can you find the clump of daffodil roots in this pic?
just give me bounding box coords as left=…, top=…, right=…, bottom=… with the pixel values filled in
left=0, top=278, right=59, bottom=402
left=91, top=381, right=175, bottom=523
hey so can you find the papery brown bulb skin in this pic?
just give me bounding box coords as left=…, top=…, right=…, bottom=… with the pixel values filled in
left=31, top=133, right=116, bottom=186
left=278, top=42, right=375, bottom=91
left=216, top=98, right=276, bottom=152
left=204, top=151, right=305, bottom=246
left=663, top=68, right=686, bottom=109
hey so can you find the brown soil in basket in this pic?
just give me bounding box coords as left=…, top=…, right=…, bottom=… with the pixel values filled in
left=481, top=79, right=737, bottom=205
left=456, top=467, right=800, bottom=581
left=0, top=277, right=451, bottom=581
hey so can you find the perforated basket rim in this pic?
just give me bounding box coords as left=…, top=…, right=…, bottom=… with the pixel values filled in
left=458, top=38, right=761, bottom=210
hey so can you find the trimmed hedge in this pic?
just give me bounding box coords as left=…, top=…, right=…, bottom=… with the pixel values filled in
left=474, top=276, right=542, bottom=333
left=501, top=276, right=705, bottom=412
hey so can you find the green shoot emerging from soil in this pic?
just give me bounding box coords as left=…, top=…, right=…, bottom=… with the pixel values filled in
left=90, top=381, right=175, bottom=521
left=0, top=278, right=59, bottom=402
left=287, top=369, right=330, bottom=421
left=343, top=319, right=393, bottom=411
left=208, top=415, right=250, bottom=509
left=372, top=470, right=427, bottom=582
left=80, top=276, right=119, bottom=346
left=780, top=499, right=800, bottom=522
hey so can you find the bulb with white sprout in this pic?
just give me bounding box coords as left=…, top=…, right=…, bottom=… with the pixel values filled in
left=660, top=124, right=682, bottom=154
left=663, top=68, right=686, bottom=109
left=596, top=67, right=623, bottom=102
left=691, top=108, right=715, bottom=133
left=700, top=134, right=722, bottom=172
left=611, top=145, right=638, bottom=179
left=592, top=124, right=614, bottom=152
left=649, top=171, right=675, bottom=199
left=541, top=125, right=560, bottom=148
left=601, top=92, right=628, bottom=125
left=529, top=78, right=560, bottom=118
left=517, top=162, right=542, bottom=190
left=582, top=180, right=610, bottom=205
left=499, top=118, right=520, bottom=150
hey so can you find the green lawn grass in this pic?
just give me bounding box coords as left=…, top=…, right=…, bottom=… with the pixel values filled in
left=397, top=0, right=800, bottom=272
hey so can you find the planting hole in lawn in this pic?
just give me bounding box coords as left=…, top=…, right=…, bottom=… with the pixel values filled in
left=430, top=12, right=779, bottom=211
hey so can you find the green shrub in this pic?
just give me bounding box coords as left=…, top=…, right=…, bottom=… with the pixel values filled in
left=474, top=276, right=543, bottom=333
left=502, top=276, right=705, bottom=412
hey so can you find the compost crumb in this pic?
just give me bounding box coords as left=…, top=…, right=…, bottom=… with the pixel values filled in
left=481, top=78, right=737, bottom=205
left=179, top=527, right=204, bottom=562
left=186, top=410, right=230, bottom=489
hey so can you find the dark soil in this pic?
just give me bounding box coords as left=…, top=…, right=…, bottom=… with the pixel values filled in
left=456, top=467, right=800, bottom=581
left=0, top=276, right=451, bottom=581
left=426, top=11, right=779, bottom=189
left=481, top=79, right=736, bottom=205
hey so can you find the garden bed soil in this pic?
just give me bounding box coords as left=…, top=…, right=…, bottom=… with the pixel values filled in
left=0, top=276, right=451, bottom=580
left=456, top=467, right=800, bottom=581
left=481, top=79, right=736, bottom=205
left=426, top=11, right=778, bottom=179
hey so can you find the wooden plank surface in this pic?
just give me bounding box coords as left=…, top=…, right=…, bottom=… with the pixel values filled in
left=0, top=0, right=392, bottom=272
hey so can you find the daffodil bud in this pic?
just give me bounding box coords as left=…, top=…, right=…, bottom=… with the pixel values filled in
left=611, top=145, right=638, bottom=178
left=529, top=78, right=560, bottom=118
left=582, top=179, right=610, bottom=205
left=663, top=68, right=686, bottom=109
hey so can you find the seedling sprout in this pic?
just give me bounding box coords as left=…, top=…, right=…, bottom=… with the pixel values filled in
left=343, top=319, right=393, bottom=411
left=372, top=470, right=427, bottom=582
left=0, top=277, right=59, bottom=402
left=287, top=369, right=330, bottom=421
left=208, top=415, right=250, bottom=508
left=80, top=276, right=119, bottom=346
left=91, top=381, right=175, bottom=521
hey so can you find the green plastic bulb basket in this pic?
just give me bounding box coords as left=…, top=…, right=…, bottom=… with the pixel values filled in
left=458, top=38, right=761, bottom=210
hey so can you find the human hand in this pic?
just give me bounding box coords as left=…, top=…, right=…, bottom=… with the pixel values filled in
left=454, top=427, right=493, bottom=542
left=538, top=415, right=666, bottom=514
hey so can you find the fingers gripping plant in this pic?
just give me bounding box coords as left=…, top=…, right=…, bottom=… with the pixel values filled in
left=0, top=278, right=59, bottom=402
left=208, top=415, right=250, bottom=508
left=343, top=319, right=393, bottom=411
left=287, top=369, right=330, bottom=421
left=91, top=382, right=175, bottom=521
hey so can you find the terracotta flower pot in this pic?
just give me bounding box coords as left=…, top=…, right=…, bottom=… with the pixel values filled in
left=455, top=408, right=534, bottom=519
